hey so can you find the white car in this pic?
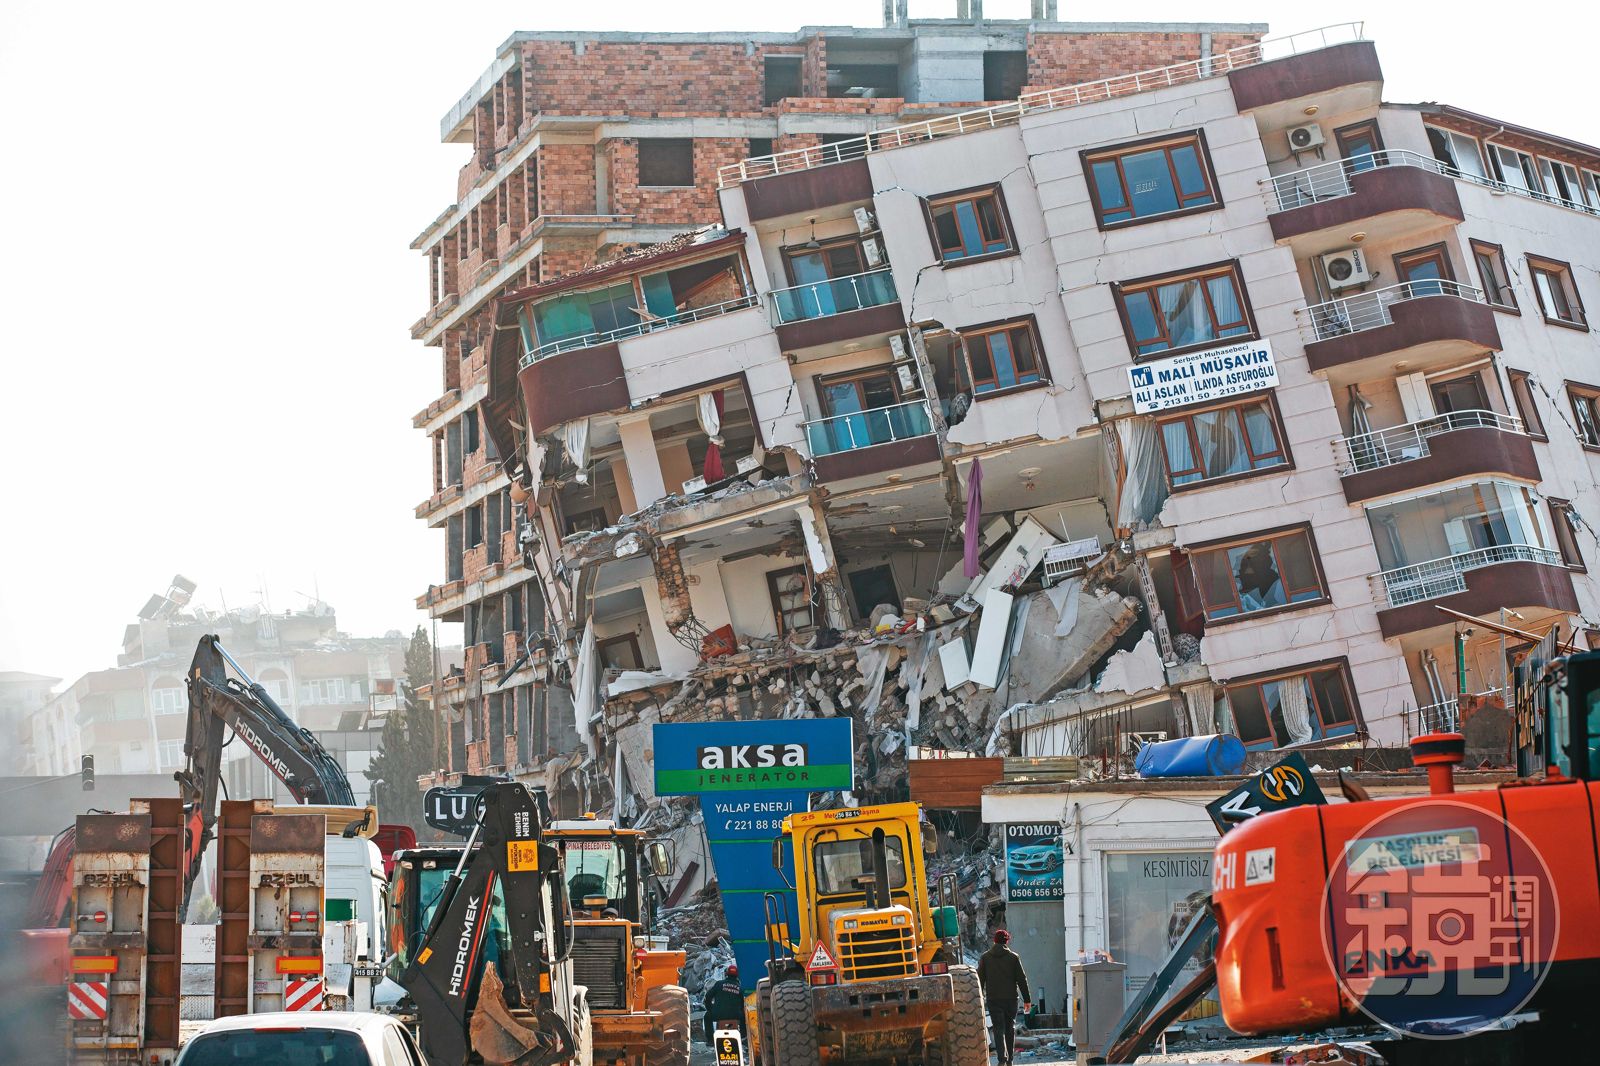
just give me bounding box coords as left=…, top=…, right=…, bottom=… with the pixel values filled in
left=174, top=1011, right=426, bottom=1066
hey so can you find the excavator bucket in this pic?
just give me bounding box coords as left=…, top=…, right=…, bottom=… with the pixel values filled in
left=469, top=967, right=564, bottom=1066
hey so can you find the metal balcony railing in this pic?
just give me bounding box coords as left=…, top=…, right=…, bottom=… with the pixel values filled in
left=718, top=24, right=1368, bottom=187
left=1265, top=147, right=1600, bottom=217
left=769, top=268, right=897, bottom=326
left=1335, top=409, right=1526, bottom=474
left=519, top=293, right=760, bottom=368
left=1374, top=544, right=1562, bottom=609
left=803, top=400, right=933, bottom=457
left=1416, top=688, right=1504, bottom=734
left=1298, top=279, right=1487, bottom=343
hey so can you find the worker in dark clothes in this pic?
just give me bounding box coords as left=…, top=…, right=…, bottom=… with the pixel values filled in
left=702, top=963, right=744, bottom=1045
left=978, top=929, right=1031, bottom=1065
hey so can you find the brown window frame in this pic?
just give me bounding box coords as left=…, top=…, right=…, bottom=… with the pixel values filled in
left=816, top=367, right=902, bottom=417
left=1393, top=242, right=1455, bottom=288
left=1470, top=240, right=1518, bottom=312
left=1429, top=372, right=1490, bottom=415
left=1155, top=393, right=1293, bottom=491
left=1186, top=523, right=1331, bottom=626
left=1567, top=381, right=1600, bottom=450
left=1527, top=254, right=1589, bottom=330
left=923, top=183, right=1017, bottom=265
left=957, top=316, right=1049, bottom=398
left=1081, top=130, right=1223, bottom=231
left=780, top=236, right=868, bottom=285
left=1112, top=260, right=1258, bottom=362
left=1333, top=119, right=1384, bottom=159
left=1547, top=498, right=1586, bottom=572
left=767, top=565, right=815, bottom=635
left=1217, top=657, right=1362, bottom=750
left=1506, top=369, right=1547, bottom=440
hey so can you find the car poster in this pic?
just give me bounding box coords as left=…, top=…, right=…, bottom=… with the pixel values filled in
left=1005, top=822, right=1064, bottom=902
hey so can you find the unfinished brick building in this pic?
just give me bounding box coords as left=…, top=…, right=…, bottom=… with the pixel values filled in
left=409, top=6, right=1266, bottom=808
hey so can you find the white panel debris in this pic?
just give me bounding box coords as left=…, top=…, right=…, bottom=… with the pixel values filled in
left=939, top=637, right=972, bottom=689
left=1094, top=630, right=1166, bottom=696
left=968, top=590, right=1014, bottom=689
left=966, top=517, right=1060, bottom=600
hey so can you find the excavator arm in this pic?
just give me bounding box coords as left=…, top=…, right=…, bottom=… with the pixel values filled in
left=177, top=634, right=356, bottom=909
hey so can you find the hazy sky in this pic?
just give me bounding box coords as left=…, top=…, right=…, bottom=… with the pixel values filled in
left=2, top=1, right=1596, bottom=686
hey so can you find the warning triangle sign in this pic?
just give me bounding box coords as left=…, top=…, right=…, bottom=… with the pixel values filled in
left=806, top=941, right=838, bottom=971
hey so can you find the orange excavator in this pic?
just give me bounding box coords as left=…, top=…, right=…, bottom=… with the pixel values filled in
left=1212, top=645, right=1600, bottom=1054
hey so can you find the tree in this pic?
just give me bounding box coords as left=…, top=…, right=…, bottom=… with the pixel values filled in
left=368, top=626, right=441, bottom=839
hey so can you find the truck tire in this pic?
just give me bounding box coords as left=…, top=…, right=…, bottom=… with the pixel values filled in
left=755, top=979, right=774, bottom=1066
left=769, top=979, right=819, bottom=1066
left=645, top=984, right=691, bottom=1066
left=936, top=966, right=989, bottom=1066
left=571, top=988, right=593, bottom=1066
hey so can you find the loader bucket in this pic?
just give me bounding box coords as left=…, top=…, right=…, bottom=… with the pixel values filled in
left=470, top=966, right=568, bottom=1066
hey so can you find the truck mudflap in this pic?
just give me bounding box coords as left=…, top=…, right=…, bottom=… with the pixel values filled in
left=590, top=1008, right=669, bottom=1048
left=810, top=972, right=953, bottom=1033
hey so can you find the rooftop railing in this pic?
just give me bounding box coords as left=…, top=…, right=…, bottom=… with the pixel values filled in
left=1265, top=147, right=1600, bottom=217
left=519, top=293, right=760, bottom=368
left=718, top=23, right=1367, bottom=187
left=803, top=400, right=934, bottom=457
left=1374, top=543, right=1561, bottom=609
left=1335, top=409, right=1526, bottom=474
left=768, top=268, right=898, bottom=326
left=1298, top=279, right=1486, bottom=343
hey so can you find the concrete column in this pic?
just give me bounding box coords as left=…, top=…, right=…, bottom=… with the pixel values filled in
left=793, top=501, right=852, bottom=629
left=617, top=413, right=668, bottom=509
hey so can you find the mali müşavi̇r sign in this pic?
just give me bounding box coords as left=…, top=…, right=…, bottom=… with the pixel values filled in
left=653, top=718, right=855, bottom=992
left=1005, top=823, right=1065, bottom=902
left=1126, top=339, right=1277, bottom=415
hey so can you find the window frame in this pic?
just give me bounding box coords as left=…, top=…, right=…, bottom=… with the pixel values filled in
left=922, top=183, right=1018, bottom=266
left=1155, top=393, right=1294, bottom=492
left=1547, top=498, right=1586, bottom=572
left=1333, top=119, right=1384, bottom=161
left=816, top=367, right=902, bottom=417
left=1392, top=242, right=1455, bottom=287
left=780, top=236, right=868, bottom=285
left=597, top=633, right=644, bottom=671
left=1217, top=657, right=1363, bottom=751
left=767, top=565, right=815, bottom=635
left=1567, top=381, right=1600, bottom=450
left=1184, top=523, right=1331, bottom=626
left=637, top=138, right=696, bottom=188
left=1081, top=130, right=1223, bottom=231
left=1470, top=240, right=1518, bottom=312
left=1506, top=369, right=1547, bottom=440
left=1527, top=254, right=1589, bottom=330
left=1112, top=260, right=1258, bottom=361
left=956, top=315, right=1050, bottom=398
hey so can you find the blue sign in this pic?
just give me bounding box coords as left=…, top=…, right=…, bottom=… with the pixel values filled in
left=654, top=719, right=854, bottom=991
left=1005, top=822, right=1064, bottom=902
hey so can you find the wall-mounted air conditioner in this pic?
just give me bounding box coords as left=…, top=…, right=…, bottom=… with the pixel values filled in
left=854, top=206, right=876, bottom=233
left=889, top=334, right=908, bottom=361
left=1321, top=247, right=1373, bottom=292
left=1288, top=122, right=1325, bottom=151
left=862, top=238, right=883, bottom=267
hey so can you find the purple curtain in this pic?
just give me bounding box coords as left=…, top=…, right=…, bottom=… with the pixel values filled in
left=963, top=456, right=983, bottom=578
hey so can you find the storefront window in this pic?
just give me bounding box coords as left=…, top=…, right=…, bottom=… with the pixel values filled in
left=1104, top=851, right=1218, bottom=1017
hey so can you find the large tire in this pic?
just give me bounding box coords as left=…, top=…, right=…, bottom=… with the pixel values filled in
left=755, top=979, right=775, bottom=1066
left=570, top=988, right=593, bottom=1066
left=936, top=966, right=989, bottom=1066
left=645, top=984, right=691, bottom=1066
left=769, top=980, right=819, bottom=1066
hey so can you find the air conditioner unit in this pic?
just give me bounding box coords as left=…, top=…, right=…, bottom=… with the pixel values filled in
left=895, top=364, right=916, bottom=392
left=1288, top=122, right=1325, bottom=151
left=853, top=206, right=876, bottom=233
left=681, top=475, right=708, bottom=495
left=862, top=237, right=883, bottom=267
left=1124, top=731, right=1167, bottom=754
left=888, top=334, right=908, bottom=361
left=1321, top=247, right=1373, bottom=292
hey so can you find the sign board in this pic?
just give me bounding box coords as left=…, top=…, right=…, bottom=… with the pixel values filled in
left=1205, top=751, right=1327, bottom=834
left=1127, top=338, right=1277, bottom=414
left=714, top=1030, right=746, bottom=1066
left=1004, top=822, right=1065, bottom=902
left=423, top=775, right=501, bottom=836
left=806, top=940, right=838, bottom=972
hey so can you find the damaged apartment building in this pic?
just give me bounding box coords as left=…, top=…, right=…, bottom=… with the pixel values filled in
left=408, top=5, right=1269, bottom=816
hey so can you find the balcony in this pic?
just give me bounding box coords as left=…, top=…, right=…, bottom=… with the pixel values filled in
left=804, top=401, right=940, bottom=483
left=1227, top=38, right=1382, bottom=115
left=769, top=269, right=904, bottom=352
left=518, top=293, right=760, bottom=368
left=1371, top=545, right=1576, bottom=638
left=1335, top=410, right=1539, bottom=503
left=1299, top=280, right=1501, bottom=380
left=1264, top=150, right=1464, bottom=252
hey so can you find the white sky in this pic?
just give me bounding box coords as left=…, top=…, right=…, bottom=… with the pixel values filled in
left=2, top=1, right=1596, bottom=686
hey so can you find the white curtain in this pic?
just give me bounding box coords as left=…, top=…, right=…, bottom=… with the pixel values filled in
left=697, top=392, right=724, bottom=446
left=1184, top=685, right=1215, bottom=736
left=1159, top=279, right=1207, bottom=349
left=1114, top=417, right=1169, bottom=530
left=571, top=626, right=599, bottom=758
left=1279, top=677, right=1315, bottom=745
left=564, top=418, right=591, bottom=483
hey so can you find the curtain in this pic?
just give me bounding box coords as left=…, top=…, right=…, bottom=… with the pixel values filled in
left=1159, top=279, right=1207, bottom=349
left=1207, top=276, right=1242, bottom=330
left=1279, top=678, right=1316, bottom=745
left=1114, top=416, right=1169, bottom=530
left=1194, top=410, right=1243, bottom=478
left=564, top=418, right=590, bottom=483
left=963, top=457, right=984, bottom=579
left=1184, top=685, right=1215, bottom=736
left=700, top=390, right=726, bottom=482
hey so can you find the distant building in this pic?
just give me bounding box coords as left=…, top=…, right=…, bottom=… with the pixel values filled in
left=0, top=671, right=61, bottom=774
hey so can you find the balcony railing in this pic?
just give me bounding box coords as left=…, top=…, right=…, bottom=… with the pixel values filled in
left=1374, top=544, right=1562, bottom=609
left=1299, top=279, right=1486, bottom=342
left=804, top=400, right=933, bottom=457
left=769, top=268, right=897, bottom=326
left=718, top=24, right=1367, bottom=186
left=1336, top=409, right=1526, bottom=474
left=1265, top=147, right=1600, bottom=217
left=1416, top=687, right=1504, bottom=734
left=519, top=293, right=760, bottom=368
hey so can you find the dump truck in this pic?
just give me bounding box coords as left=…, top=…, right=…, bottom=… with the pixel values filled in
left=755, top=802, right=985, bottom=1066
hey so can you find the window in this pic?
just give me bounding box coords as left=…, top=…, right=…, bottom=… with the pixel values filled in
left=848, top=565, right=901, bottom=620
left=1528, top=256, right=1588, bottom=328
left=151, top=683, right=186, bottom=715
left=814, top=834, right=908, bottom=895
left=464, top=408, right=480, bottom=454
left=927, top=186, right=1014, bottom=263
left=158, top=739, right=183, bottom=771
left=961, top=319, right=1045, bottom=394
left=563, top=507, right=608, bottom=535
left=783, top=236, right=866, bottom=284
left=1190, top=527, right=1327, bottom=622
left=983, top=51, right=1027, bottom=101
left=1333, top=121, right=1383, bottom=170
left=1538, top=158, right=1587, bottom=205
left=1216, top=662, right=1358, bottom=750
left=1490, top=144, right=1540, bottom=193
left=1429, top=373, right=1488, bottom=414
left=763, top=57, right=802, bottom=105
left=1427, top=126, right=1489, bottom=180
left=1394, top=244, right=1453, bottom=296
left=300, top=678, right=348, bottom=705
left=528, top=281, right=641, bottom=346
left=597, top=634, right=643, bottom=671
left=1569, top=385, right=1600, bottom=447
left=1158, top=396, right=1289, bottom=487
left=1115, top=262, right=1253, bottom=358
left=747, top=137, right=773, bottom=159
left=1549, top=499, right=1586, bottom=570
left=466, top=504, right=484, bottom=548
left=638, top=139, right=694, bottom=187
left=179, top=1028, right=369, bottom=1066
left=1084, top=132, right=1220, bottom=228
left=1507, top=370, right=1546, bottom=438
left=767, top=566, right=815, bottom=634
left=1471, top=241, right=1517, bottom=310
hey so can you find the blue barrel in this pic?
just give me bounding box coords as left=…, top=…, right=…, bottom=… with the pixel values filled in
left=1133, top=734, right=1247, bottom=777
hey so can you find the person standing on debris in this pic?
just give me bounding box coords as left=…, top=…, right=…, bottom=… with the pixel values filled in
left=978, top=929, right=1031, bottom=1065
left=702, top=964, right=745, bottom=1045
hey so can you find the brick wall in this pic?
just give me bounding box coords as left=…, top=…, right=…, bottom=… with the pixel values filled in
left=521, top=41, right=764, bottom=116
left=537, top=143, right=596, bottom=217
left=611, top=137, right=747, bottom=223
left=540, top=239, right=595, bottom=282
left=1023, top=30, right=1264, bottom=93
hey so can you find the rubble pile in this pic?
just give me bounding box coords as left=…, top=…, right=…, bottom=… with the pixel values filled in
left=656, top=884, right=735, bottom=1001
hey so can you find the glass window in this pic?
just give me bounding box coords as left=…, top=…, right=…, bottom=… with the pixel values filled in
left=1217, top=665, right=1358, bottom=749
left=814, top=834, right=908, bottom=895
left=1571, top=389, right=1600, bottom=447
left=1471, top=241, right=1516, bottom=309
left=929, top=187, right=1013, bottom=261
left=151, top=684, right=185, bottom=715
left=178, top=1029, right=370, bottom=1066
left=962, top=321, right=1042, bottom=393
left=1364, top=481, right=1551, bottom=571
left=563, top=840, right=626, bottom=906
left=1549, top=500, right=1585, bottom=570
left=1086, top=133, right=1219, bottom=226
left=1507, top=370, right=1545, bottom=437
left=530, top=283, right=641, bottom=345
left=1529, top=257, right=1587, bottom=326
left=1395, top=246, right=1452, bottom=297
left=1191, top=529, right=1326, bottom=621
left=1116, top=264, right=1252, bottom=357
left=1430, top=374, right=1488, bottom=414
left=1104, top=852, right=1216, bottom=1014
left=1157, top=398, right=1287, bottom=487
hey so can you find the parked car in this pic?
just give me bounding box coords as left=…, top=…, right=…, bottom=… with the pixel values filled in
left=174, top=1011, right=424, bottom=1066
